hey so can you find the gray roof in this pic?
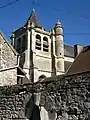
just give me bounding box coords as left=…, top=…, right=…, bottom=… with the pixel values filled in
left=26, top=9, right=43, bottom=28
left=64, top=44, right=74, bottom=58
left=66, top=45, right=90, bottom=75
left=64, top=61, right=72, bottom=72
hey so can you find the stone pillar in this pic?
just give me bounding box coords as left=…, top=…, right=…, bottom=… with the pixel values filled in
left=40, top=106, right=49, bottom=120
left=50, top=29, right=56, bottom=76
left=23, top=20, right=31, bottom=79
left=30, top=22, right=39, bottom=82
left=54, top=20, right=64, bottom=75
left=41, top=35, right=43, bottom=52
left=34, top=92, right=41, bottom=106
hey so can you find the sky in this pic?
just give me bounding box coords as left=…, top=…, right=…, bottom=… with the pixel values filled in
left=0, top=0, right=90, bottom=46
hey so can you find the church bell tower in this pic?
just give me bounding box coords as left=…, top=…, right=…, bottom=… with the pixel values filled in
left=11, top=9, right=66, bottom=83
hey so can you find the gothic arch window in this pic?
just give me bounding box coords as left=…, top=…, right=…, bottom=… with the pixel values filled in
left=36, top=34, right=41, bottom=50
left=17, top=38, right=21, bottom=54
left=43, top=36, right=49, bottom=52
left=22, top=35, right=27, bottom=52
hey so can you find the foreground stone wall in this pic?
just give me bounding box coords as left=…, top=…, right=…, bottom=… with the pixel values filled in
left=0, top=72, right=90, bottom=120
left=0, top=68, right=17, bottom=86
left=0, top=85, right=32, bottom=119
left=40, top=73, right=90, bottom=120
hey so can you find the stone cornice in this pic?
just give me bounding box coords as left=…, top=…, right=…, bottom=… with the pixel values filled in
left=34, top=28, right=50, bottom=36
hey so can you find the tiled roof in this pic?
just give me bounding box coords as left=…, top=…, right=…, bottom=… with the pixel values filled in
left=66, top=45, right=90, bottom=75
left=64, top=44, right=74, bottom=58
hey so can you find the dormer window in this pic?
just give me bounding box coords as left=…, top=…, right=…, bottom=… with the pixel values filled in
left=43, top=37, right=49, bottom=52
left=36, top=34, right=41, bottom=50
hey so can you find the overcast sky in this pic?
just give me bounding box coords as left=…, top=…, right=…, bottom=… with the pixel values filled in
left=0, top=0, right=90, bottom=46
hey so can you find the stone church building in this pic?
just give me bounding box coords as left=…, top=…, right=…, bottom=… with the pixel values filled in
left=0, top=9, right=90, bottom=120
left=0, top=9, right=83, bottom=84
left=0, top=32, right=27, bottom=86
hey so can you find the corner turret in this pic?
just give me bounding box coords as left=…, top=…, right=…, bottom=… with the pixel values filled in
left=55, top=20, right=63, bottom=36
left=54, top=20, right=64, bottom=74
left=54, top=20, right=64, bottom=57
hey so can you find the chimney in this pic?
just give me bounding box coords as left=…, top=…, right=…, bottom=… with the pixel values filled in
left=74, top=44, right=83, bottom=58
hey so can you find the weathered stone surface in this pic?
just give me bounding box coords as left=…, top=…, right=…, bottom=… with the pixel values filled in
left=0, top=72, right=90, bottom=119
left=0, top=68, right=17, bottom=86
left=0, top=34, right=17, bottom=69
left=0, top=33, right=18, bottom=86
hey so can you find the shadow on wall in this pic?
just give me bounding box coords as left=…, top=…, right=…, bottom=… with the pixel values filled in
left=25, top=95, right=41, bottom=120
left=19, top=52, right=25, bottom=68
left=38, top=75, right=46, bottom=82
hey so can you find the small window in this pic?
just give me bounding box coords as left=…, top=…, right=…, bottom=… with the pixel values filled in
left=36, top=34, right=41, bottom=50
left=43, top=37, right=49, bottom=52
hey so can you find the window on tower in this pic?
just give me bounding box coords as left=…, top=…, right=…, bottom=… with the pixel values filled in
left=43, top=37, right=49, bottom=52
left=36, top=34, right=41, bottom=50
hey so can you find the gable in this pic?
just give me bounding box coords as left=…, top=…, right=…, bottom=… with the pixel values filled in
left=0, top=32, right=18, bottom=68
left=0, top=32, right=18, bottom=55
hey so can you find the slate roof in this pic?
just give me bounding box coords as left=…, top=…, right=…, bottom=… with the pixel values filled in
left=64, top=44, right=74, bottom=58
left=64, top=61, right=73, bottom=72
left=25, top=9, right=43, bottom=28
left=66, top=45, right=90, bottom=75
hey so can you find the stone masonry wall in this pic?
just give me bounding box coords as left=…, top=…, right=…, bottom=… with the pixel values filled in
left=0, top=85, right=32, bottom=119
left=0, top=68, right=17, bottom=86
left=40, top=73, right=90, bottom=120
left=0, top=72, right=90, bottom=120
left=0, top=34, right=17, bottom=69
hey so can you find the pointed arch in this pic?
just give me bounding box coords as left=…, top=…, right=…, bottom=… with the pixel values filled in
left=36, top=34, right=41, bottom=50
left=43, top=36, right=49, bottom=52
